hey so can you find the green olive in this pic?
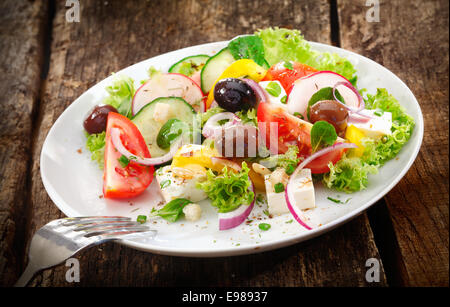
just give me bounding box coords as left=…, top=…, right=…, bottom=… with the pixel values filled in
left=157, top=119, right=187, bottom=149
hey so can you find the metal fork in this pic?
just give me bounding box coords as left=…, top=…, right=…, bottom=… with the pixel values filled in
left=15, top=216, right=156, bottom=287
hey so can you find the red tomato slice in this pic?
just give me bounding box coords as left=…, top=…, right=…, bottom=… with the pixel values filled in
left=103, top=112, right=154, bottom=198
left=262, top=61, right=318, bottom=94
left=257, top=102, right=343, bottom=174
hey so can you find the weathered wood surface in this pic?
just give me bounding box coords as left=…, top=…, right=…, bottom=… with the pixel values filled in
left=338, top=0, right=449, bottom=286
left=23, top=0, right=386, bottom=286
left=0, top=0, right=48, bottom=286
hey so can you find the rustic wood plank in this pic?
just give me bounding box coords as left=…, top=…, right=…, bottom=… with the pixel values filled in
left=338, top=0, right=449, bottom=286
left=27, top=0, right=386, bottom=286
left=0, top=0, right=48, bottom=286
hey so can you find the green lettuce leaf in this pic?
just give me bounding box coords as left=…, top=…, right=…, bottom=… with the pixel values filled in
left=323, top=88, right=415, bottom=193
left=255, top=27, right=357, bottom=83
left=85, top=131, right=106, bottom=168
left=103, top=74, right=135, bottom=118
left=196, top=162, right=254, bottom=213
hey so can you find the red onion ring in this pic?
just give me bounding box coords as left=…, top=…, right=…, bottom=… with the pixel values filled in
left=241, top=78, right=268, bottom=103
left=218, top=181, right=255, bottom=230
left=332, top=81, right=374, bottom=119
left=202, top=112, right=240, bottom=138
left=284, top=142, right=358, bottom=229
left=111, top=127, right=182, bottom=166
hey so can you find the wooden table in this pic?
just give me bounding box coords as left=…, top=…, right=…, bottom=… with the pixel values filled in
left=0, top=0, right=448, bottom=287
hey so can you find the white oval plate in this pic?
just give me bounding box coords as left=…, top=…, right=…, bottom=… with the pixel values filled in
left=40, top=40, right=423, bottom=257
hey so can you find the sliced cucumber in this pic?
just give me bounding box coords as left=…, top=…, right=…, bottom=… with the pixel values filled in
left=132, top=97, right=195, bottom=157
left=168, top=54, right=210, bottom=77
left=200, top=47, right=235, bottom=93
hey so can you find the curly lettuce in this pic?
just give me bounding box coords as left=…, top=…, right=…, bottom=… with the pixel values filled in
left=323, top=89, right=415, bottom=193
left=256, top=27, right=357, bottom=83
left=85, top=131, right=106, bottom=168
left=196, top=162, right=254, bottom=213
left=102, top=74, right=135, bottom=118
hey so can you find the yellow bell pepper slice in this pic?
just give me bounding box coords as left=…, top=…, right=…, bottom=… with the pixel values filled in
left=172, top=144, right=219, bottom=170
left=205, top=59, right=267, bottom=108
left=345, top=124, right=366, bottom=157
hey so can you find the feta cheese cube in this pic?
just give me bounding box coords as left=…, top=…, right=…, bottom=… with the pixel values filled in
left=156, top=165, right=207, bottom=202
left=152, top=102, right=172, bottom=124
left=258, top=81, right=288, bottom=109
left=351, top=109, right=392, bottom=139
left=264, top=168, right=315, bottom=215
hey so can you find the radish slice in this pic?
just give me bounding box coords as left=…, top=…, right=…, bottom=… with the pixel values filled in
left=132, top=73, right=205, bottom=115
left=111, top=127, right=182, bottom=165
left=285, top=142, right=358, bottom=229
left=287, top=71, right=360, bottom=119
left=202, top=112, right=240, bottom=138
left=218, top=181, right=255, bottom=230
left=241, top=78, right=268, bottom=103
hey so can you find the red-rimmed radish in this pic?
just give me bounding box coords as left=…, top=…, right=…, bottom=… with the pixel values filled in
left=287, top=71, right=360, bottom=119
left=218, top=181, right=255, bottom=230
left=285, top=142, right=358, bottom=229
left=111, top=127, right=182, bottom=166
left=132, top=73, right=205, bottom=115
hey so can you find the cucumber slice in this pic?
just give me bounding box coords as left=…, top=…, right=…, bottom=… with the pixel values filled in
left=200, top=47, right=235, bottom=93
left=168, top=55, right=210, bottom=77
left=132, top=97, right=195, bottom=157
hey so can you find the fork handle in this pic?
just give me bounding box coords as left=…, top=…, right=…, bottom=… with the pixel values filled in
left=15, top=262, right=40, bottom=287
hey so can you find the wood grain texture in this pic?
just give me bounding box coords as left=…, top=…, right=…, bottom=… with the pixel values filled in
left=25, top=0, right=386, bottom=286
left=0, top=0, right=48, bottom=286
left=338, top=0, right=449, bottom=286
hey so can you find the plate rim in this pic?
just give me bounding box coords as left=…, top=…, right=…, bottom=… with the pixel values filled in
left=40, top=40, right=424, bottom=257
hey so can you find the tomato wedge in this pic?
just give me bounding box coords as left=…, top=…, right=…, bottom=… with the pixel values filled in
left=257, top=102, right=344, bottom=174
left=103, top=112, right=154, bottom=198
left=262, top=61, right=318, bottom=94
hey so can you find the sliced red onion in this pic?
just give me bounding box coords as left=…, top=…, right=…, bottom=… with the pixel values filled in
left=218, top=181, right=255, bottom=230
left=284, top=142, right=358, bottom=230
left=110, top=128, right=182, bottom=166
left=202, top=112, right=240, bottom=138
left=241, top=78, right=268, bottom=103
left=332, top=81, right=369, bottom=116
left=211, top=157, right=242, bottom=172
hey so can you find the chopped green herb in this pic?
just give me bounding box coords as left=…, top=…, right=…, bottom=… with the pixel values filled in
left=136, top=215, right=147, bottom=224
left=160, top=179, right=171, bottom=189
left=283, top=61, right=294, bottom=70
left=293, top=112, right=304, bottom=119
left=262, top=209, right=270, bottom=217
left=266, top=81, right=282, bottom=97
left=286, top=219, right=293, bottom=224
left=327, top=197, right=351, bottom=204
left=259, top=223, right=271, bottom=231
left=118, top=155, right=130, bottom=168
left=374, top=109, right=384, bottom=117
left=285, top=164, right=295, bottom=175
left=280, top=95, right=287, bottom=104
left=274, top=182, right=285, bottom=193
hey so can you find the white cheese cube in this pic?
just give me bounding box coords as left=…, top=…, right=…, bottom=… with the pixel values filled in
left=155, top=165, right=207, bottom=202
left=290, top=168, right=315, bottom=210
left=351, top=109, right=392, bottom=139
left=264, top=168, right=315, bottom=215
left=152, top=102, right=172, bottom=124
left=258, top=81, right=288, bottom=109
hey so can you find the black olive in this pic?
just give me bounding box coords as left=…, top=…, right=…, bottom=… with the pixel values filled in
left=309, top=100, right=349, bottom=136
left=83, top=104, right=118, bottom=134
left=213, top=78, right=257, bottom=112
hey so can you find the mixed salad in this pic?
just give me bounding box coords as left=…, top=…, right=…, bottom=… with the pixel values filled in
left=83, top=27, right=414, bottom=230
